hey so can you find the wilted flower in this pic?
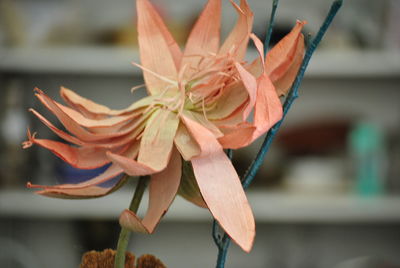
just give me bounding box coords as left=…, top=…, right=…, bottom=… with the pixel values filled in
left=23, top=0, right=304, bottom=252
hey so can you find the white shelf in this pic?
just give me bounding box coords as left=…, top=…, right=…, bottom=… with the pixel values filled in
left=2, top=189, right=400, bottom=223
left=1, top=47, right=399, bottom=78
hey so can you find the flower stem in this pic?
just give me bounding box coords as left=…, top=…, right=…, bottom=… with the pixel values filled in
left=213, top=1, right=343, bottom=267
left=114, top=176, right=148, bottom=268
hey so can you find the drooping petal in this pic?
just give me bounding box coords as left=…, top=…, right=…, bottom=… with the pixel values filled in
left=191, top=152, right=255, bottom=252
left=35, top=174, right=128, bottom=199
left=182, top=114, right=255, bottom=251
left=138, top=109, right=179, bottom=171
left=219, top=0, right=253, bottom=60
left=137, top=0, right=178, bottom=95
left=27, top=143, right=140, bottom=190
left=174, top=123, right=201, bottom=161
left=182, top=0, right=221, bottom=80
left=142, top=147, right=181, bottom=232
left=28, top=163, right=123, bottom=190
left=119, top=148, right=182, bottom=233
left=265, top=20, right=306, bottom=95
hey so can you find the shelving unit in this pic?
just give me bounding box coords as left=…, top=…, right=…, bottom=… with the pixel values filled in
left=1, top=47, right=400, bottom=77
left=2, top=189, right=400, bottom=223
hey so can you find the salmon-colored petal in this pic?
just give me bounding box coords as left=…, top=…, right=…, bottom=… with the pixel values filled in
left=265, top=20, right=306, bottom=92
left=182, top=0, right=221, bottom=80
left=235, top=62, right=257, bottom=120
left=120, top=148, right=181, bottom=233
left=106, top=141, right=157, bottom=176
left=250, top=33, right=265, bottom=68
left=119, top=209, right=149, bottom=233
left=55, top=101, right=137, bottom=130
left=206, top=82, right=249, bottom=120
left=137, top=0, right=178, bottom=95
left=35, top=175, right=128, bottom=199
left=272, top=34, right=305, bottom=96
left=30, top=107, right=146, bottom=150
left=34, top=88, right=138, bottom=142
left=106, top=150, right=160, bottom=176
left=191, top=149, right=255, bottom=252
left=184, top=110, right=223, bottom=138
left=174, top=123, right=201, bottom=161
left=138, top=109, right=179, bottom=171
left=253, top=73, right=283, bottom=137
left=178, top=160, right=207, bottom=208
left=61, top=87, right=155, bottom=117
left=142, top=147, right=181, bottom=232
left=180, top=113, right=220, bottom=157
left=60, top=87, right=112, bottom=119
left=218, top=123, right=255, bottom=149
left=219, top=0, right=253, bottom=60
left=218, top=73, right=282, bottom=149
left=25, top=136, right=113, bottom=169
left=28, top=163, right=124, bottom=190
left=27, top=144, right=140, bottom=190
left=30, top=108, right=85, bottom=146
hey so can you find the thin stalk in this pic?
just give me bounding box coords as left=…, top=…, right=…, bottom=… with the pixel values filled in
left=114, top=176, right=148, bottom=268
left=213, top=1, right=343, bottom=267
left=263, top=0, right=279, bottom=55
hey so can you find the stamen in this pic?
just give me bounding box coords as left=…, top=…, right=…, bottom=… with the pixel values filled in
left=131, top=61, right=177, bottom=86
left=130, top=84, right=146, bottom=93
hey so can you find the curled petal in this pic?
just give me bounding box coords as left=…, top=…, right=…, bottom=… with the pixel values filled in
left=120, top=148, right=182, bottom=233
left=219, top=73, right=282, bottom=149
left=180, top=113, right=220, bottom=157
left=142, top=147, right=181, bottom=232
left=272, top=34, right=305, bottom=96
left=265, top=20, right=306, bottom=95
left=235, top=62, right=257, bottom=120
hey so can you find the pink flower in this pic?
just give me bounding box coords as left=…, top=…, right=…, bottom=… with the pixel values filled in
left=23, top=0, right=305, bottom=252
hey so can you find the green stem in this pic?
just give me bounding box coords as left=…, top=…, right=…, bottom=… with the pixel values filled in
left=114, top=176, right=148, bottom=268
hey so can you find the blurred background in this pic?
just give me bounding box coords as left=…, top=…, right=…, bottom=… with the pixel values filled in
left=0, top=0, right=400, bottom=267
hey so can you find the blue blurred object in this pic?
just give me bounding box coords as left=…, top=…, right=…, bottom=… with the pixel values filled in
left=55, top=160, right=122, bottom=188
